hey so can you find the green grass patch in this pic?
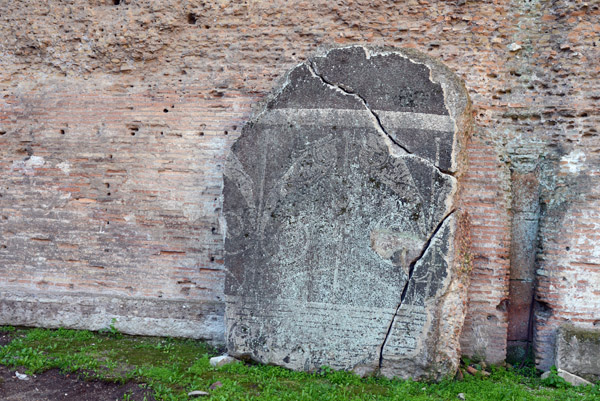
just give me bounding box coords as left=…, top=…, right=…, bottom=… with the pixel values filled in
left=1, top=325, right=599, bottom=400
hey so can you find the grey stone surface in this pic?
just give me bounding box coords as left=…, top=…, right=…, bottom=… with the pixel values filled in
left=223, top=46, right=471, bottom=379
left=556, top=324, right=600, bottom=382
left=0, top=291, right=224, bottom=345
left=541, top=369, right=593, bottom=387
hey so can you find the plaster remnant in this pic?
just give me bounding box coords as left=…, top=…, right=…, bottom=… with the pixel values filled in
left=560, top=150, right=586, bottom=174
left=56, top=161, right=71, bottom=175
left=11, top=156, right=45, bottom=174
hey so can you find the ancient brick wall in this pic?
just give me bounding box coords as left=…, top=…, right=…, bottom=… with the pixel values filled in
left=1, top=0, right=598, bottom=368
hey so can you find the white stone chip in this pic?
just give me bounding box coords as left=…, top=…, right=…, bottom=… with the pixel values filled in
left=209, top=354, right=239, bottom=367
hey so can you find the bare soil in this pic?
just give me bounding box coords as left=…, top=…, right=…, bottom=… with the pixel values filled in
left=0, top=333, right=155, bottom=401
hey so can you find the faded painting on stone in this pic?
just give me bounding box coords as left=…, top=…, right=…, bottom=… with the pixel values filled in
left=223, top=46, right=471, bottom=379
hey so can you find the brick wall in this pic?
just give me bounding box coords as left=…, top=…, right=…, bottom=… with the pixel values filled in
left=1, top=0, right=598, bottom=366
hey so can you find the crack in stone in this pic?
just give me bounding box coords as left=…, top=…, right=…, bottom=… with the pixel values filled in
left=307, top=60, right=454, bottom=177
left=377, top=209, right=456, bottom=369
left=307, top=60, right=410, bottom=155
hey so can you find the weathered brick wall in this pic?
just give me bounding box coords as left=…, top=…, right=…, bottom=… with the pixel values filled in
left=1, top=0, right=598, bottom=367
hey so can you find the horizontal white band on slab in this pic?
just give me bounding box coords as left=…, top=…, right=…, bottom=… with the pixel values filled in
left=257, top=108, right=454, bottom=133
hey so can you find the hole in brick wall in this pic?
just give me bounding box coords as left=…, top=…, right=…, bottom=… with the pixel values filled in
left=0, top=244, right=7, bottom=249
left=109, top=154, right=113, bottom=159
left=105, top=183, right=110, bottom=188
left=566, top=246, right=570, bottom=251
left=210, top=256, right=215, bottom=262
left=160, top=131, right=164, bottom=135
left=60, top=129, right=65, bottom=135
left=163, top=108, right=169, bottom=113
left=107, top=192, right=111, bottom=196
left=204, top=25, right=210, bottom=29
left=106, top=221, right=110, bottom=225
left=211, top=227, right=216, bottom=233
left=171, top=105, right=174, bottom=109
left=187, top=13, right=197, bottom=24
left=535, top=300, right=553, bottom=318
left=224, top=131, right=228, bottom=135
left=1, top=216, right=7, bottom=220
left=0, top=131, right=6, bottom=135
left=496, top=299, right=508, bottom=312
left=233, top=125, right=237, bottom=130
left=594, top=320, right=600, bottom=326
left=198, top=132, right=204, bottom=136
left=129, top=126, right=139, bottom=136
left=113, top=0, right=120, bottom=5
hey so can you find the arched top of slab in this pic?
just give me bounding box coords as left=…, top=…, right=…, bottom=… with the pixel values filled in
left=244, top=45, right=471, bottom=174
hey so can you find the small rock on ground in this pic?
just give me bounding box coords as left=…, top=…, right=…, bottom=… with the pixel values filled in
left=15, top=371, right=30, bottom=381
left=209, top=355, right=239, bottom=367
left=188, top=390, right=210, bottom=397
left=209, top=381, right=223, bottom=390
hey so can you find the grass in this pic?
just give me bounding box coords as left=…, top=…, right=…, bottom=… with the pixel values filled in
left=0, top=325, right=599, bottom=400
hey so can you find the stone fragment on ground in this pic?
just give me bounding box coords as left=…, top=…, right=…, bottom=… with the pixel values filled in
left=209, top=354, right=239, bottom=367
left=223, top=45, right=472, bottom=380
left=15, top=371, right=30, bottom=381
left=209, top=381, right=223, bottom=390
left=541, top=368, right=592, bottom=386
left=188, top=390, right=210, bottom=397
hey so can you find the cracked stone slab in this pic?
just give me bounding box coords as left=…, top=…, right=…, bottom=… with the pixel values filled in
left=223, top=45, right=472, bottom=380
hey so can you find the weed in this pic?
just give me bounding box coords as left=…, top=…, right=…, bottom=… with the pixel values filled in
left=99, top=318, right=123, bottom=339
left=0, top=327, right=598, bottom=400
left=541, top=365, right=569, bottom=388
left=0, top=325, right=16, bottom=333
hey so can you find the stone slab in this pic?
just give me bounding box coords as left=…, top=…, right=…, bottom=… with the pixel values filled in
left=0, top=291, right=224, bottom=345
left=556, top=324, right=600, bottom=382
left=223, top=46, right=471, bottom=379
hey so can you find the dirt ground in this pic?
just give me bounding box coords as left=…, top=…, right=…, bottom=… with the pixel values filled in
left=0, top=333, right=155, bottom=401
